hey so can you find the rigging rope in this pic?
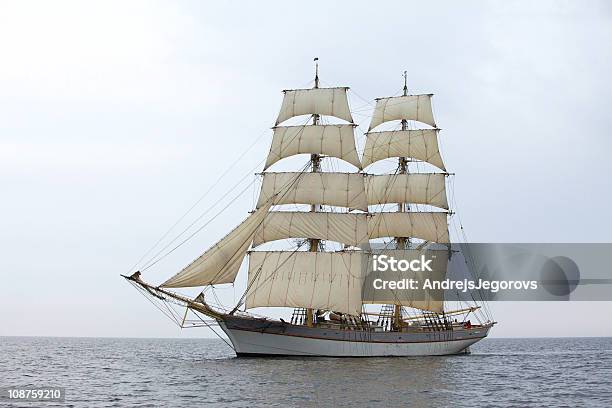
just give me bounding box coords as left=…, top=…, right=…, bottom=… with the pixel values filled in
left=134, top=116, right=312, bottom=272
left=127, top=126, right=272, bottom=274
left=140, top=178, right=258, bottom=271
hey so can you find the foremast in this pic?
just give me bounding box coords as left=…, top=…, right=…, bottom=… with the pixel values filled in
left=307, top=58, right=321, bottom=327
left=245, top=59, right=366, bottom=318
left=394, top=71, right=410, bottom=330
left=154, top=59, right=364, bottom=321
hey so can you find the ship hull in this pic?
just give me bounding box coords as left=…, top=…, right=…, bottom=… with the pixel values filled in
left=218, top=316, right=490, bottom=357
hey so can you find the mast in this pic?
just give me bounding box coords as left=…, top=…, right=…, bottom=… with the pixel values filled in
left=396, top=71, right=409, bottom=248
left=393, top=71, right=409, bottom=330
left=363, top=74, right=450, bottom=316
left=249, top=59, right=362, bottom=318
left=307, top=57, right=321, bottom=327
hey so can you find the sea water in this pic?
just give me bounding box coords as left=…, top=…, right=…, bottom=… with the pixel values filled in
left=1, top=336, right=610, bottom=407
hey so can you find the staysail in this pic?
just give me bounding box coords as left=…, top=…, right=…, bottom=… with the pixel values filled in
left=161, top=201, right=273, bottom=288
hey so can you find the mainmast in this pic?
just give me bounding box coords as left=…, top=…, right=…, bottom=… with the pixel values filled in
left=364, top=70, right=448, bottom=323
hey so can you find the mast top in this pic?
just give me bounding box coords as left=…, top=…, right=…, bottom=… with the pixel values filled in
left=403, top=70, right=408, bottom=96
left=314, top=57, right=319, bottom=89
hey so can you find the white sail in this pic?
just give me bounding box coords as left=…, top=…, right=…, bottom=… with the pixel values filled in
left=362, top=129, right=445, bottom=170
left=256, top=172, right=368, bottom=211
left=246, top=251, right=365, bottom=315
left=161, top=201, right=273, bottom=288
left=362, top=249, right=447, bottom=313
left=253, top=212, right=368, bottom=247
left=368, top=212, right=449, bottom=243
left=365, top=174, right=448, bottom=210
left=276, top=87, right=353, bottom=125
left=369, top=94, right=436, bottom=130
left=265, top=125, right=361, bottom=170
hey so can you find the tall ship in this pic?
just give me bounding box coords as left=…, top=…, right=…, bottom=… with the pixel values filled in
left=124, top=61, right=495, bottom=357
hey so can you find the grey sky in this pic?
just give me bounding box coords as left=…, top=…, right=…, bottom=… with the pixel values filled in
left=1, top=1, right=611, bottom=338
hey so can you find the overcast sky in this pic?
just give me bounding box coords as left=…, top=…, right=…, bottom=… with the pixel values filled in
left=1, top=0, right=611, bottom=338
